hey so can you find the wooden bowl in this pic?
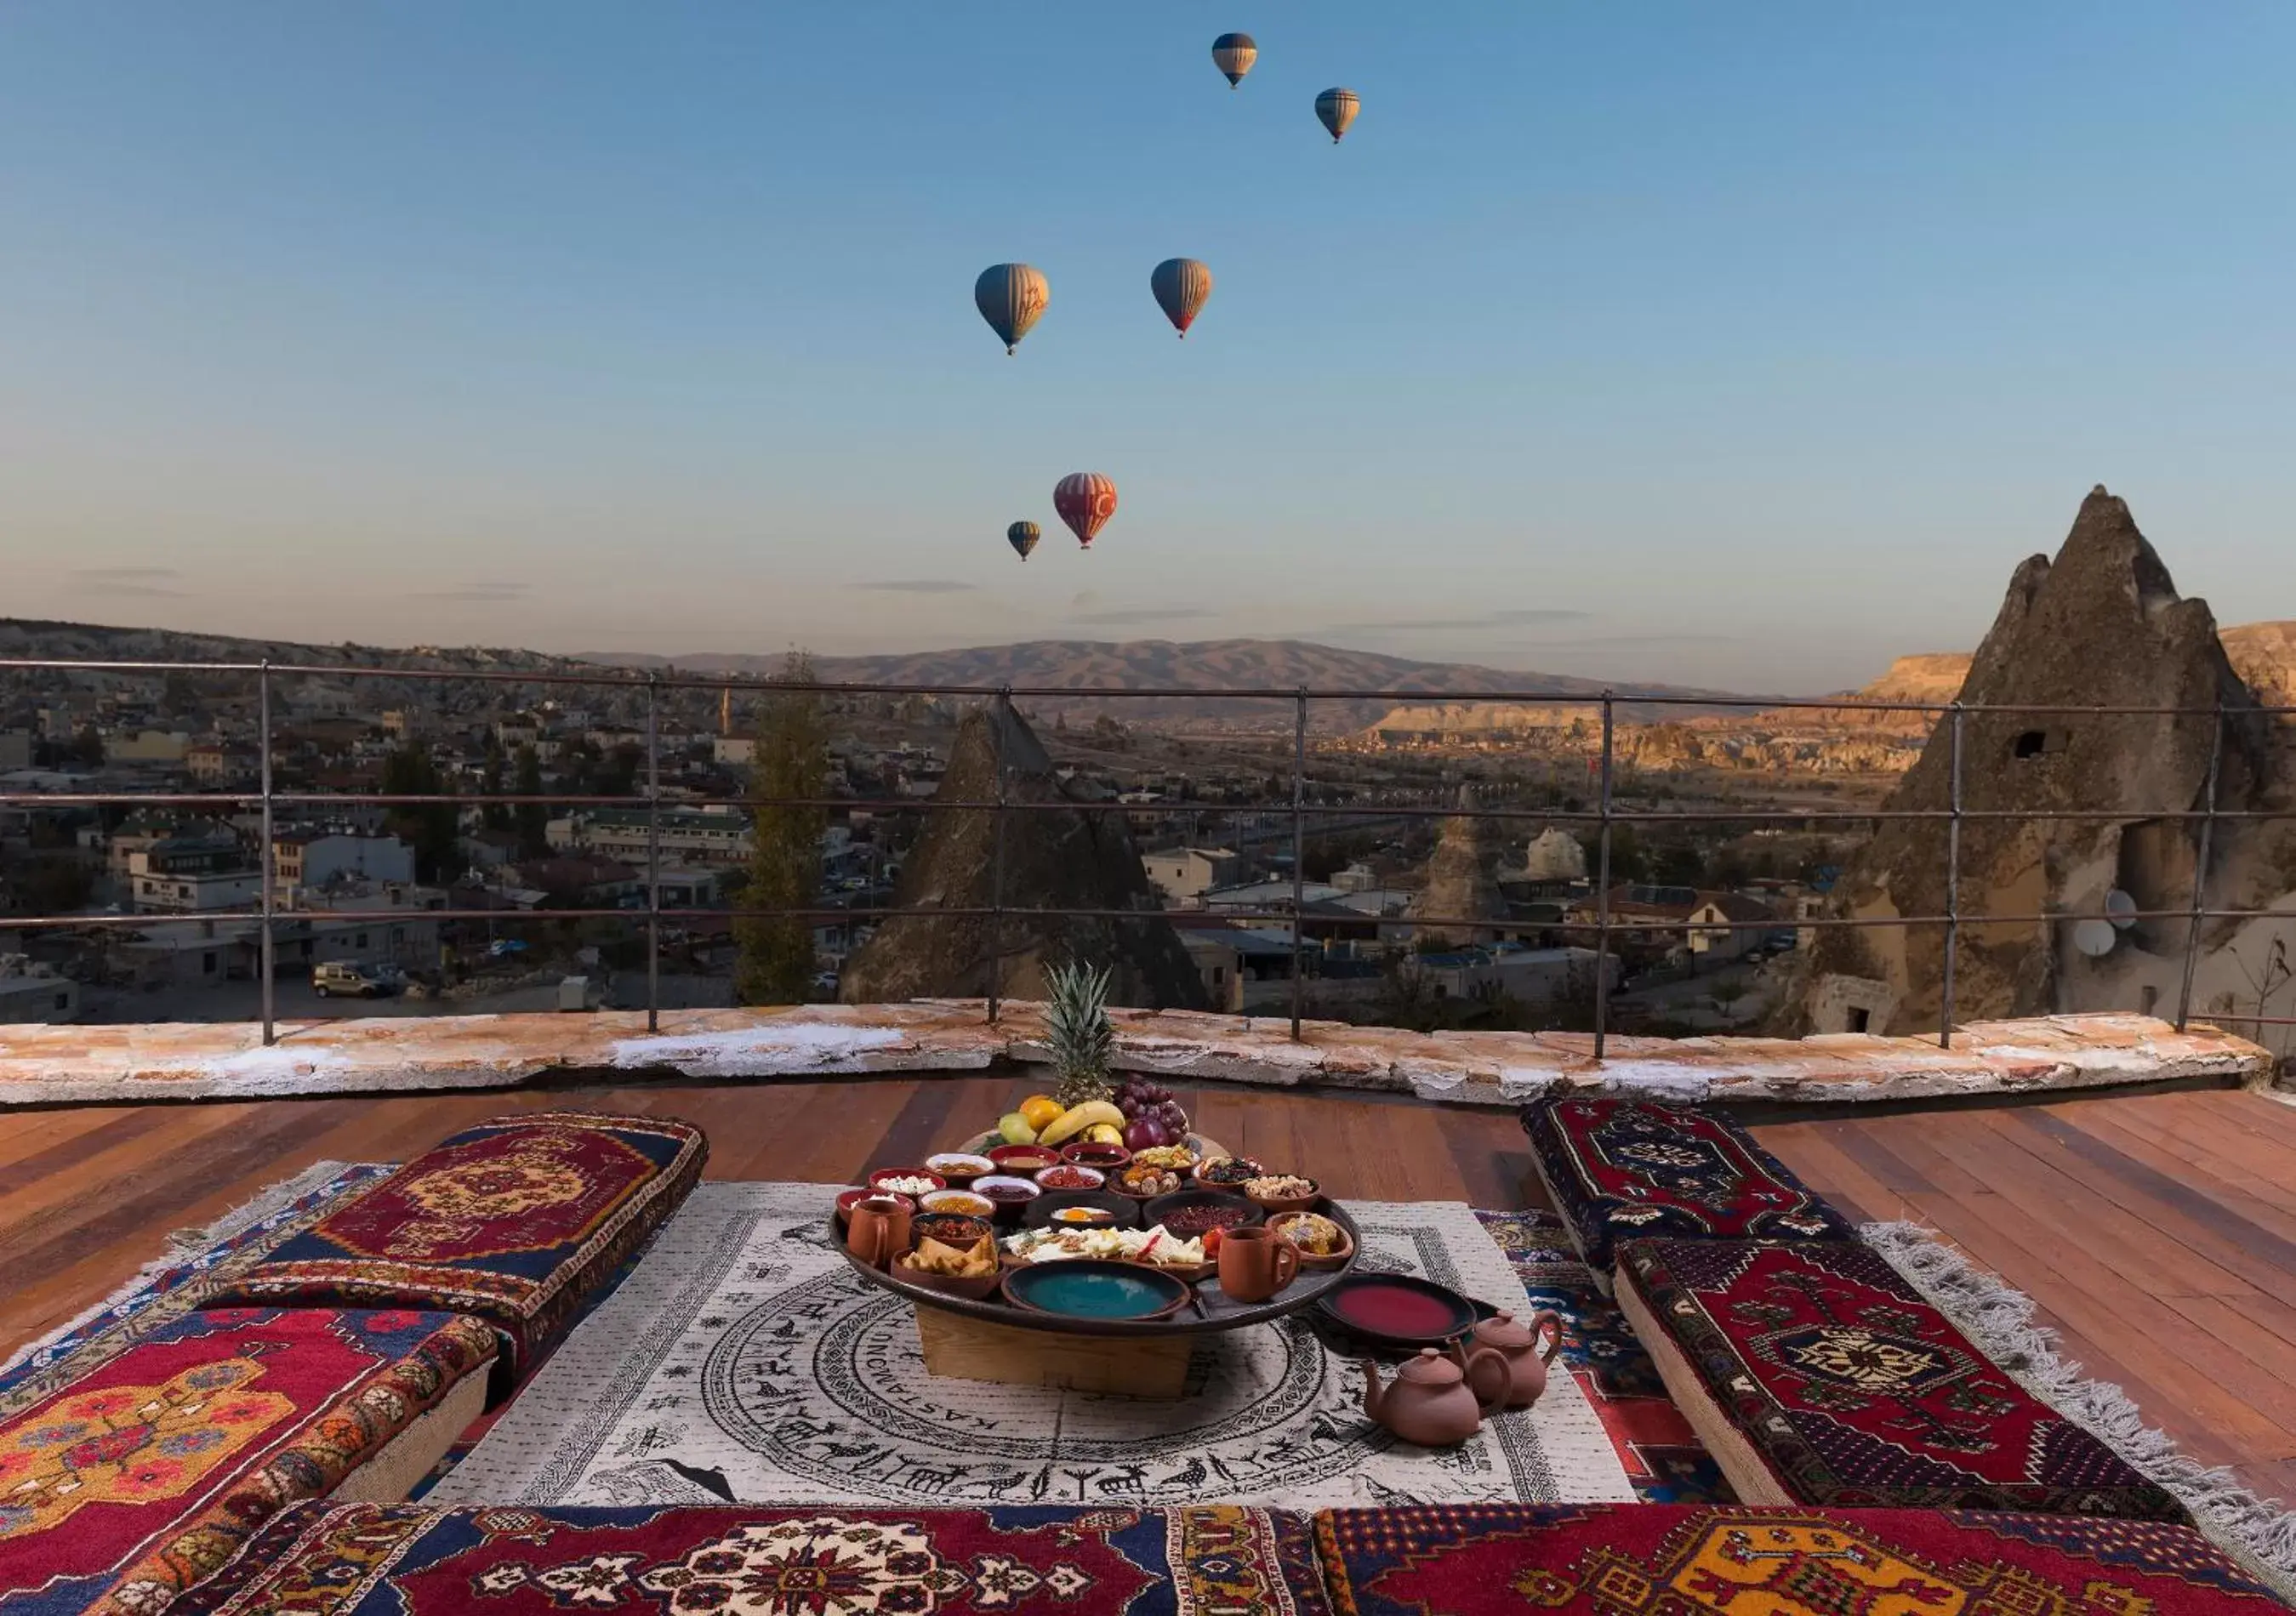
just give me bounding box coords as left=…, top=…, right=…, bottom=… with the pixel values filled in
left=892, top=1251, right=1004, bottom=1300
left=1245, top=1179, right=1321, bottom=1216
left=1267, top=1209, right=1354, bottom=1272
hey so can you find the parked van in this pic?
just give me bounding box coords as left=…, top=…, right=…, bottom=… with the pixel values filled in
left=312, top=961, right=395, bottom=998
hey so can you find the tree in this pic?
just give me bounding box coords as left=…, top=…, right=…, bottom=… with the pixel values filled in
left=380, top=740, right=463, bottom=884
left=480, top=741, right=511, bottom=833
left=513, top=745, right=550, bottom=859
left=735, top=652, right=829, bottom=1004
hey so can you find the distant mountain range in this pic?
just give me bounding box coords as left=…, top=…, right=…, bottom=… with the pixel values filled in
left=579, top=638, right=1766, bottom=731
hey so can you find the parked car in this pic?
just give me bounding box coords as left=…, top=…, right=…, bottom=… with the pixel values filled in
left=312, top=961, right=402, bottom=999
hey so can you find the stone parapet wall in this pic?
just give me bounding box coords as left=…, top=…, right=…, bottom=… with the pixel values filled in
left=0, top=1004, right=2269, bottom=1109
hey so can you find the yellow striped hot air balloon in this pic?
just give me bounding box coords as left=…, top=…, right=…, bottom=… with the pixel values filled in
left=1211, top=33, right=1257, bottom=88
left=1315, top=88, right=1359, bottom=143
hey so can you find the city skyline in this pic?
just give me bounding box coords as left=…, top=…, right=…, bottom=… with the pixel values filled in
left=3, top=3, right=2292, bottom=692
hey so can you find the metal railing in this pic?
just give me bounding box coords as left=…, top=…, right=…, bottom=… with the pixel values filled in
left=3, top=652, right=2292, bottom=1055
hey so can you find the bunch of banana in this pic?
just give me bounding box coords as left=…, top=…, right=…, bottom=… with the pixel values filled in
left=1036, top=1100, right=1125, bottom=1147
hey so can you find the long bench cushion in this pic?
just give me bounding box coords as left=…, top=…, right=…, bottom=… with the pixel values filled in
left=171, top=1499, right=1331, bottom=1616
left=0, top=1307, right=494, bottom=1616
left=1313, top=1502, right=2280, bottom=1614
left=1522, top=1096, right=1855, bottom=1277
left=1615, top=1236, right=2187, bottom=1518
left=206, top=1111, right=705, bottom=1391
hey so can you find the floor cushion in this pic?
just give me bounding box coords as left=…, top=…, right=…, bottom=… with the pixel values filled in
left=205, top=1111, right=706, bottom=1394
left=1614, top=1237, right=2187, bottom=1519
left=1522, top=1096, right=1856, bottom=1279
left=1313, top=1502, right=2282, bottom=1613
left=0, top=1306, right=496, bottom=1616
left=173, top=1499, right=1332, bottom=1616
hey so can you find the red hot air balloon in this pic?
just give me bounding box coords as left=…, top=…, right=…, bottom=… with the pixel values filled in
left=1053, top=473, right=1118, bottom=550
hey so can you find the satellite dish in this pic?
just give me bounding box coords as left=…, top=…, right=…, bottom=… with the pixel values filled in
left=2105, top=889, right=2138, bottom=930
left=2072, top=917, right=2117, bottom=958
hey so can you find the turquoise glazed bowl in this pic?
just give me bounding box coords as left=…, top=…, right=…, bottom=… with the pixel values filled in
left=1000, top=1260, right=1190, bottom=1323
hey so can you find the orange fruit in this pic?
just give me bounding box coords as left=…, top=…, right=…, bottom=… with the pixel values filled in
left=1019, top=1095, right=1064, bottom=1131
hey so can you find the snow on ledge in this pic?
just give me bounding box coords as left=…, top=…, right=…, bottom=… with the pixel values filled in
left=0, top=1004, right=2270, bottom=1109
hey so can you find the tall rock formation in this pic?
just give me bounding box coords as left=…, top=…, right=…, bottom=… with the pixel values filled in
left=1796, top=487, right=2287, bottom=1035
left=839, top=699, right=1211, bottom=1010
left=1410, top=785, right=1510, bottom=947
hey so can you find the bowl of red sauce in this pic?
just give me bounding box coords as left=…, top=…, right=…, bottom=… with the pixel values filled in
left=1034, top=1164, right=1105, bottom=1192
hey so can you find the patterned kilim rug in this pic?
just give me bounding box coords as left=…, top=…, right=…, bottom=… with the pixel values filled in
left=1474, top=1209, right=1729, bottom=1506
left=432, top=1185, right=1637, bottom=1511
left=0, top=1160, right=391, bottom=1415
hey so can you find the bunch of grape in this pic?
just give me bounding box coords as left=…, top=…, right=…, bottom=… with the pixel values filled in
left=1116, top=1077, right=1189, bottom=1151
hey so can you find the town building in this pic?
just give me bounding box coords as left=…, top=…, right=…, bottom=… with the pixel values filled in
left=1142, top=847, right=1240, bottom=908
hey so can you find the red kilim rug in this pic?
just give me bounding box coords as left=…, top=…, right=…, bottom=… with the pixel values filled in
left=1522, top=1098, right=1856, bottom=1276
left=175, top=1499, right=1335, bottom=1616
left=1313, top=1502, right=2285, bottom=1614
left=1616, top=1237, right=2187, bottom=1518
left=208, top=1112, right=705, bottom=1392
left=0, top=1307, right=495, bottom=1616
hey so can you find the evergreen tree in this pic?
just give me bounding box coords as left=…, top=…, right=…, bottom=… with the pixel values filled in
left=513, top=745, right=550, bottom=858
left=380, top=740, right=463, bottom=883
left=734, top=652, right=828, bottom=1004
left=480, top=740, right=511, bottom=833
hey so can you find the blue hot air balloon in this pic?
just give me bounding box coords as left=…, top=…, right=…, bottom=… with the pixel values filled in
left=1007, top=521, right=1041, bottom=561
left=1211, top=33, right=1257, bottom=88
left=1150, top=259, right=1213, bottom=338
left=1315, top=88, right=1359, bottom=143
left=974, top=263, right=1050, bottom=355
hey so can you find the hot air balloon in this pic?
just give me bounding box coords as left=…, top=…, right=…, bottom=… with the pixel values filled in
left=974, top=263, right=1049, bottom=355
left=1053, top=473, right=1118, bottom=550
left=1315, top=88, right=1359, bottom=143
left=1211, top=32, right=1257, bottom=88
left=1006, top=521, right=1041, bottom=561
left=1150, top=258, right=1213, bottom=338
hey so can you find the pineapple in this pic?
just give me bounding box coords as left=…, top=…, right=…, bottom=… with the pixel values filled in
left=1044, top=959, right=1114, bottom=1108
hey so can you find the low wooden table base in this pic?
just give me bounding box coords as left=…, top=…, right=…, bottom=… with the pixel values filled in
left=914, top=1304, right=1195, bottom=1399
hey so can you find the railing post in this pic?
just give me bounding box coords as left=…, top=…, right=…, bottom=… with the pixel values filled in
left=1940, top=703, right=1964, bottom=1048
left=259, top=660, right=276, bottom=1046
left=645, top=673, right=660, bottom=1033
left=1290, top=689, right=1307, bottom=1040
left=1592, top=694, right=1615, bottom=1061
left=988, top=689, right=1009, bottom=1024
left=2176, top=702, right=2226, bottom=1031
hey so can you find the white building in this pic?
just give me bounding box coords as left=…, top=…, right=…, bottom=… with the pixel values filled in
left=272, top=832, right=415, bottom=896
left=0, top=959, right=77, bottom=1023
left=132, top=868, right=265, bottom=913
left=107, top=728, right=191, bottom=765
left=1142, top=847, right=1240, bottom=908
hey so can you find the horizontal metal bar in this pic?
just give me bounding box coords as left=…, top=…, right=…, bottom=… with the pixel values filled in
left=5, top=654, right=2293, bottom=718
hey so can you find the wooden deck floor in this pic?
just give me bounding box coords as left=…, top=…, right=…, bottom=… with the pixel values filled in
left=4, top=1075, right=2292, bottom=1505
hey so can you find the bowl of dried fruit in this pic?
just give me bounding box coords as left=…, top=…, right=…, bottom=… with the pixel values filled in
left=1268, top=1209, right=1353, bottom=1271
left=1241, top=1174, right=1319, bottom=1215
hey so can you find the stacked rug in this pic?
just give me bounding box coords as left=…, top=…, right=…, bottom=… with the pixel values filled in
left=208, top=1112, right=706, bottom=1394
left=174, top=1500, right=1334, bottom=1615
left=1522, top=1096, right=1854, bottom=1279
left=1312, top=1502, right=2287, bottom=1613
left=0, top=1307, right=497, bottom=1616
left=427, top=1185, right=1638, bottom=1511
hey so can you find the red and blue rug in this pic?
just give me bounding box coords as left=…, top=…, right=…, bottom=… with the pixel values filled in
left=208, top=1112, right=705, bottom=1391
left=1522, top=1097, right=1855, bottom=1275
left=175, top=1500, right=1334, bottom=1615
left=1313, top=1502, right=2285, bottom=1614
left=1616, top=1237, right=2188, bottom=1518
left=0, top=1307, right=495, bottom=1616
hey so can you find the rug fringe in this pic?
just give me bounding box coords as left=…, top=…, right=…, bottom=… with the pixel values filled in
left=1863, top=1220, right=2296, bottom=1602
left=1, top=1158, right=357, bottom=1379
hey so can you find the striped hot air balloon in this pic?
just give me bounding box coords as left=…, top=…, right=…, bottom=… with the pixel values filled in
left=1150, top=258, right=1213, bottom=338
left=974, top=263, right=1049, bottom=355
left=1211, top=32, right=1257, bottom=88
left=1315, top=88, right=1359, bottom=143
left=1052, top=473, right=1118, bottom=550
left=1006, top=521, right=1041, bottom=561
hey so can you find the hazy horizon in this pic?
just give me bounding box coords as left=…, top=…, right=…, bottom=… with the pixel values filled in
left=4, top=4, right=2292, bottom=691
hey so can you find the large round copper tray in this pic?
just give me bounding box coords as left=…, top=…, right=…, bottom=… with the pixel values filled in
left=835, top=1198, right=1362, bottom=1340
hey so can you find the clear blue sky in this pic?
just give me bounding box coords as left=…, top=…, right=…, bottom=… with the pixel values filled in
left=2, top=3, right=2289, bottom=692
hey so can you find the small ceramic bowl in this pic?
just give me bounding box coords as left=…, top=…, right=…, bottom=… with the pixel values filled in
left=1108, top=1164, right=1188, bottom=1202
left=1244, top=1178, right=1320, bottom=1216
left=971, top=1175, right=1042, bottom=1226
left=987, top=1145, right=1061, bottom=1176
left=1268, top=1210, right=1354, bottom=1271
left=1060, top=1141, right=1131, bottom=1171
left=919, top=1189, right=996, bottom=1220
left=909, top=1212, right=995, bottom=1252
left=868, top=1166, right=947, bottom=1198
left=1193, top=1156, right=1266, bottom=1189
left=836, top=1186, right=914, bottom=1225
left=1033, top=1163, right=1106, bottom=1192
left=925, top=1152, right=996, bottom=1185
left=892, top=1251, right=1004, bottom=1300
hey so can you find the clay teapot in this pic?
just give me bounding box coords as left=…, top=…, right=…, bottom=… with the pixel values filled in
left=1361, top=1347, right=1505, bottom=1447
left=1450, top=1310, right=1564, bottom=1411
